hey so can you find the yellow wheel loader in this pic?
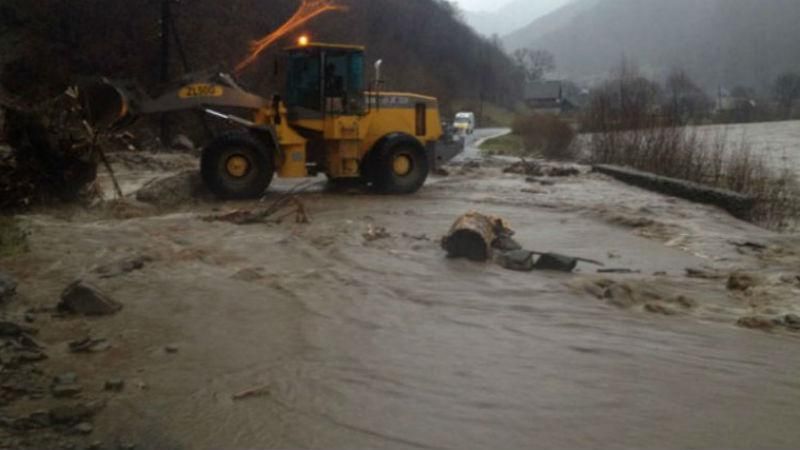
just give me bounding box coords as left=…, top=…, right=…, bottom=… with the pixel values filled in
left=84, top=39, right=463, bottom=198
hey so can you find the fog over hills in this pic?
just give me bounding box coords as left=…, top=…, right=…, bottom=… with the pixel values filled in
left=502, top=0, right=800, bottom=91
left=463, top=0, right=571, bottom=37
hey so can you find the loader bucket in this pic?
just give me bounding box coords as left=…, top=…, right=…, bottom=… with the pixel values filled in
left=78, top=79, right=137, bottom=129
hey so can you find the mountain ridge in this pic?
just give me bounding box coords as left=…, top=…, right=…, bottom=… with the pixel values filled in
left=502, top=0, right=800, bottom=91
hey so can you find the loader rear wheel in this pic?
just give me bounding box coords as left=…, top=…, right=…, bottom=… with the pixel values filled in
left=370, top=141, right=429, bottom=194
left=201, top=132, right=274, bottom=199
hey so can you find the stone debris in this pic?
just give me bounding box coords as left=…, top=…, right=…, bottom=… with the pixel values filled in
left=727, top=272, right=763, bottom=291
left=135, top=170, right=206, bottom=207
left=58, top=281, right=122, bottom=316
left=401, top=232, right=430, bottom=241
left=54, top=373, right=78, bottom=385
left=363, top=225, right=391, bottom=242
left=231, top=268, right=265, bottom=282
left=598, top=268, right=642, bottom=274
left=495, top=250, right=535, bottom=272
left=49, top=404, right=94, bottom=426
left=93, top=256, right=150, bottom=279
left=68, top=337, right=111, bottom=353
left=170, top=134, right=195, bottom=152
left=785, top=313, right=800, bottom=328
left=164, top=345, right=179, bottom=354
left=205, top=194, right=310, bottom=225
left=232, top=384, right=271, bottom=401
left=104, top=379, right=125, bottom=392
left=574, top=278, right=697, bottom=313
left=505, top=159, right=581, bottom=177
left=51, top=383, right=82, bottom=399
left=685, top=267, right=727, bottom=280
left=525, top=177, right=556, bottom=186
left=736, top=316, right=781, bottom=331
left=73, top=422, right=93, bottom=434
left=0, top=271, right=17, bottom=302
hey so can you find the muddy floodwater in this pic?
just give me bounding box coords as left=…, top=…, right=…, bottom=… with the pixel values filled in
left=3, top=129, right=800, bottom=449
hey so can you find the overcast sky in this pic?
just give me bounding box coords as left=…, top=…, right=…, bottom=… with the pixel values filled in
left=453, top=0, right=516, bottom=11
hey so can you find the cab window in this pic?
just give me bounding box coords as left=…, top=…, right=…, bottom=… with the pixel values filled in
left=286, top=50, right=322, bottom=113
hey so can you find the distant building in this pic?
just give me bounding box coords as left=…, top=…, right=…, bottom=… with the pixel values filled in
left=715, top=87, right=756, bottom=113
left=523, top=80, right=576, bottom=115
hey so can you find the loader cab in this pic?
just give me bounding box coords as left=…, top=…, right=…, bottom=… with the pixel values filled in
left=285, top=42, right=366, bottom=118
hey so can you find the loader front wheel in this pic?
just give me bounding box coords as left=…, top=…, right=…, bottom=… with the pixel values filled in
left=370, top=141, right=429, bottom=194
left=201, top=132, right=274, bottom=199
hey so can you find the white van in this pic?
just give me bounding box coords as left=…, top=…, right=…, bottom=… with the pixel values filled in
left=454, top=112, right=475, bottom=135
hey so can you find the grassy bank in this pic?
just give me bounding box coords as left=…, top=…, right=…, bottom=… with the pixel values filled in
left=479, top=133, right=529, bottom=157
left=0, top=217, right=28, bottom=258
left=589, top=128, right=800, bottom=230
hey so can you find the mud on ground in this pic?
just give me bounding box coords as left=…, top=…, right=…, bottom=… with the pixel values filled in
left=1, top=134, right=800, bottom=449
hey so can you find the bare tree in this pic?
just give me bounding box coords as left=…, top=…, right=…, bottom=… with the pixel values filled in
left=582, top=59, right=661, bottom=132
left=664, top=68, right=711, bottom=125
left=512, top=48, right=556, bottom=82
left=773, top=72, right=800, bottom=119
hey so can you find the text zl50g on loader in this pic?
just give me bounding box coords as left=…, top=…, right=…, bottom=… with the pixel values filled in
left=83, top=38, right=464, bottom=198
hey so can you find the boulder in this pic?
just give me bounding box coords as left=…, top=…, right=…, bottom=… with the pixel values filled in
left=58, top=281, right=122, bottom=316
left=495, top=250, right=535, bottom=272
left=784, top=313, right=800, bottom=329
left=135, top=170, right=206, bottom=207
left=49, top=404, right=93, bottom=425
left=170, top=134, right=195, bottom=152
left=737, top=316, right=780, bottom=331
left=727, top=272, right=763, bottom=291
left=93, top=255, right=150, bottom=279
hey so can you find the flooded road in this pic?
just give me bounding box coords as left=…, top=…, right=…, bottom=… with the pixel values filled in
left=4, top=131, right=800, bottom=449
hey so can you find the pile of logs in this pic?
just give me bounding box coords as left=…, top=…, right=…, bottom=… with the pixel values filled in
left=0, top=90, right=99, bottom=210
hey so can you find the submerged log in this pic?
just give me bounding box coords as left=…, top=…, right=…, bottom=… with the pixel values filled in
left=441, top=211, right=512, bottom=261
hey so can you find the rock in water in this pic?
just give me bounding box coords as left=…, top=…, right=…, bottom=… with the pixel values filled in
left=73, top=422, right=93, bottom=434
left=0, top=271, right=17, bottom=301
left=533, top=253, right=579, bottom=273
left=135, top=170, right=205, bottom=207
left=93, top=256, right=150, bottom=278
left=58, top=281, right=122, bottom=316
left=784, top=314, right=800, bottom=329
left=496, top=250, right=535, bottom=272
left=104, top=379, right=125, bottom=392
left=736, top=316, right=778, bottom=331
left=727, top=272, right=762, bottom=291
left=170, top=134, right=195, bottom=152
left=49, top=404, right=93, bottom=425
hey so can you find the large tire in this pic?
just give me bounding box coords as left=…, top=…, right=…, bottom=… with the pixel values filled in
left=369, top=139, right=429, bottom=194
left=201, top=132, right=274, bottom=199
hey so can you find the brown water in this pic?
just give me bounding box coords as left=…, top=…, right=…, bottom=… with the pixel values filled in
left=5, top=129, right=800, bottom=449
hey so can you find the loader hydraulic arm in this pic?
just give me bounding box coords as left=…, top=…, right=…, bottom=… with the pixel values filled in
left=80, top=71, right=270, bottom=129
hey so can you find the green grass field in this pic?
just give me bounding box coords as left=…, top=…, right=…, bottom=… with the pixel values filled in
left=0, top=217, right=29, bottom=258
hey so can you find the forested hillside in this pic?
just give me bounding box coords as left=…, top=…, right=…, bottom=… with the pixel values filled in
left=0, top=0, right=521, bottom=112
left=503, top=0, right=800, bottom=91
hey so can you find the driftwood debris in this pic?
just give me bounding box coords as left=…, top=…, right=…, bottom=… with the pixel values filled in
left=442, top=211, right=605, bottom=272
left=1, top=90, right=99, bottom=209
left=207, top=196, right=309, bottom=225
left=232, top=384, right=271, bottom=401
left=440, top=211, right=513, bottom=261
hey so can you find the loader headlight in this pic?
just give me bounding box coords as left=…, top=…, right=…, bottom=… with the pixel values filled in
left=298, top=35, right=310, bottom=46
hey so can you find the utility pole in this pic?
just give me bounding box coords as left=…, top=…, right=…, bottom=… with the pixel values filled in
left=159, top=0, right=172, bottom=143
